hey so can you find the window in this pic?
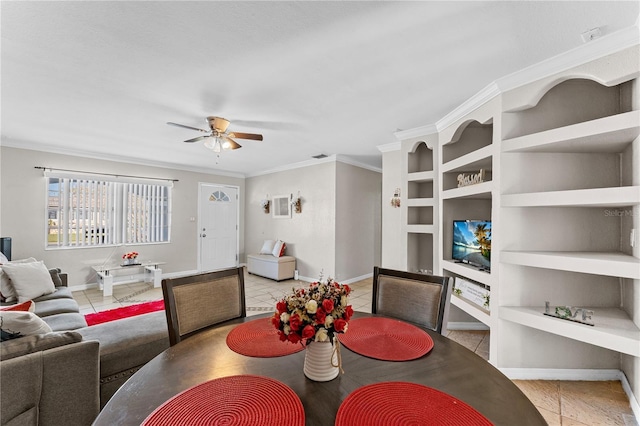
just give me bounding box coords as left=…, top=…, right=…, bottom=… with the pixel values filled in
left=46, top=174, right=171, bottom=248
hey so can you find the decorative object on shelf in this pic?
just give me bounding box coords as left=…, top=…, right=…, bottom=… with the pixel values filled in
left=544, top=301, right=594, bottom=326
left=457, top=169, right=485, bottom=188
left=452, top=277, right=490, bottom=311
left=390, top=188, right=401, bottom=208
left=121, top=251, right=140, bottom=266
left=272, top=276, right=353, bottom=381
left=260, top=197, right=270, bottom=214
left=291, top=191, right=302, bottom=214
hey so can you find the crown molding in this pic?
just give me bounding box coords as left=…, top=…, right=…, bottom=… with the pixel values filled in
left=377, top=142, right=401, bottom=153
left=335, top=154, right=381, bottom=173
left=401, top=23, right=639, bottom=138
left=496, top=24, right=640, bottom=93
left=1, top=140, right=246, bottom=179
left=393, top=124, right=437, bottom=141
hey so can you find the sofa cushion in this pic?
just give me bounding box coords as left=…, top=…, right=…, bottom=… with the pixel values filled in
left=260, top=239, right=276, bottom=254
left=0, top=257, right=37, bottom=302
left=77, top=311, right=169, bottom=377
left=0, top=331, right=83, bottom=360
left=41, top=312, right=88, bottom=331
left=0, top=311, right=52, bottom=341
left=32, top=286, right=74, bottom=302
left=1, top=261, right=56, bottom=303
left=33, top=298, right=80, bottom=317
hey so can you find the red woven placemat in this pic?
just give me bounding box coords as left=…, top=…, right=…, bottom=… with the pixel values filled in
left=142, top=375, right=305, bottom=426
left=335, top=382, right=493, bottom=426
left=339, top=317, right=433, bottom=361
left=226, top=317, right=305, bottom=357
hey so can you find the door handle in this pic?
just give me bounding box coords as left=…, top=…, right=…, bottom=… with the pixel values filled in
left=201, top=233, right=207, bottom=238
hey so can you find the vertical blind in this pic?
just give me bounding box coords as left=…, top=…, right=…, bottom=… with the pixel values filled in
left=46, top=174, right=171, bottom=248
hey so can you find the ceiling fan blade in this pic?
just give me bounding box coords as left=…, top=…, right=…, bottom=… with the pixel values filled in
left=222, top=136, right=242, bottom=150
left=184, top=135, right=208, bottom=143
left=228, top=132, right=263, bottom=141
left=167, top=122, right=209, bottom=133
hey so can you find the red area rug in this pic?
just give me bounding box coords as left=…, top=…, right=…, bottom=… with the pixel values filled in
left=84, top=300, right=165, bottom=326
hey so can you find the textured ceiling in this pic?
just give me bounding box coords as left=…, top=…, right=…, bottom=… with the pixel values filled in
left=2, top=1, right=638, bottom=176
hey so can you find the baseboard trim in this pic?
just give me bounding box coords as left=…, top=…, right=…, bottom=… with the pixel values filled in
left=447, top=322, right=490, bottom=331
left=500, top=368, right=639, bottom=422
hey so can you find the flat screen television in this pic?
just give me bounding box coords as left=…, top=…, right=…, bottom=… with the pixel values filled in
left=452, top=220, right=491, bottom=271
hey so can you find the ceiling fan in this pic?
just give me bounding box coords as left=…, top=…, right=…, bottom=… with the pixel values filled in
left=167, top=116, right=263, bottom=152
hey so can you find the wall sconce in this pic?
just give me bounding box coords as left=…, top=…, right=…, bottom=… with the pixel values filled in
left=260, top=195, right=270, bottom=214
left=291, top=191, right=302, bottom=214
left=390, top=188, right=401, bottom=208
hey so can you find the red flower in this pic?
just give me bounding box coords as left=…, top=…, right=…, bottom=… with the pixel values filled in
left=278, top=331, right=288, bottom=342
left=288, top=333, right=301, bottom=344
left=334, top=318, right=347, bottom=332
left=289, top=314, right=302, bottom=331
left=344, top=305, right=354, bottom=321
left=343, top=284, right=351, bottom=295
left=315, top=308, right=326, bottom=325
left=271, top=314, right=280, bottom=329
left=301, top=325, right=315, bottom=340
left=276, top=301, right=287, bottom=314
left=322, top=299, right=334, bottom=313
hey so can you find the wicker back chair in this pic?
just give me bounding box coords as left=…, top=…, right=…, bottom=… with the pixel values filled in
left=162, top=267, right=246, bottom=346
left=372, top=267, right=451, bottom=334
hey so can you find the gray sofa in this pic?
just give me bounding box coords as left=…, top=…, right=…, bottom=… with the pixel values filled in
left=0, top=271, right=170, bottom=424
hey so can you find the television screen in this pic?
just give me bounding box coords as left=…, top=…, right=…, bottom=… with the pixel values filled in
left=452, top=220, right=491, bottom=270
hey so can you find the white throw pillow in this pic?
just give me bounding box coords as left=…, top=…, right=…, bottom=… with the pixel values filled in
left=1, top=261, right=56, bottom=303
left=0, top=311, right=52, bottom=339
left=0, top=257, right=37, bottom=303
left=272, top=240, right=286, bottom=258
left=259, top=240, right=276, bottom=255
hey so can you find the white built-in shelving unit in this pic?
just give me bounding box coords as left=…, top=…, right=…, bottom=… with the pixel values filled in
left=394, top=44, right=639, bottom=385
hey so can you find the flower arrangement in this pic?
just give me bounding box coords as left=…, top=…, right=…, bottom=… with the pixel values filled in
left=122, top=251, right=139, bottom=260
left=272, top=278, right=353, bottom=346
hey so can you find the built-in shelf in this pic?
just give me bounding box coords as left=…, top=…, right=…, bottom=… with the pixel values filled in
left=499, top=306, right=640, bottom=357
left=442, top=181, right=493, bottom=200
left=406, top=224, right=435, bottom=234
left=451, top=295, right=491, bottom=326
left=442, top=260, right=492, bottom=286
left=501, top=186, right=640, bottom=207
left=408, top=171, right=435, bottom=182
left=501, top=251, right=640, bottom=280
left=502, top=110, right=640, bottom=153
left=442, top=145, right=493, bottom=173
left=406, top=198, right=435, bottom=207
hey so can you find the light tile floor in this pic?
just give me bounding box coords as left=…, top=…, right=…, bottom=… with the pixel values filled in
left=73, top=272, right=638, bottom=426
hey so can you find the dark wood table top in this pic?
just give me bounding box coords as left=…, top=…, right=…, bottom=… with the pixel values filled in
left=94, top=312, right=546, bottom=426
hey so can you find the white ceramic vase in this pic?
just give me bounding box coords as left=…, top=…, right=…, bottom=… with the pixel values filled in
left=303, top=339, right=339, bottom=382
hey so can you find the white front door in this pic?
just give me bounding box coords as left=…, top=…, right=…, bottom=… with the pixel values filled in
left=198, top=184, right=238, bottom=272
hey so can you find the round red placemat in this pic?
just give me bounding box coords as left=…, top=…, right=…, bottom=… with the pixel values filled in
left=142, top=375, right=305, bottom=426
left=339, top=317, right=433, bottom=361
left=226, top=317, right=304, bottom=357
left=335, top=382, right=493, bottom=426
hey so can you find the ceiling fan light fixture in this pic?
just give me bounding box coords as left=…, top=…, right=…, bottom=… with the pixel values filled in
left=203, top=137, right=222, bottom=153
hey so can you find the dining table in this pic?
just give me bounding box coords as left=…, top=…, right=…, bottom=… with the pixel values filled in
left=94, top=312, right=546, bottom=425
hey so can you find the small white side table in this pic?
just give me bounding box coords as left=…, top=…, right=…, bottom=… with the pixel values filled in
left=92, top=261, right=165, bottom=297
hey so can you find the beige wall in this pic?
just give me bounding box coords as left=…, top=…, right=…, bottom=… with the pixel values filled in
left=0, top=147, right=245, bottom=287
left=245, top=161, right=336, bottom=281
left=380, top=149, right=404, bottom=269
left=246, top=159, right=381, bottom=283
left=335, top=161, right=381, bottom=282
